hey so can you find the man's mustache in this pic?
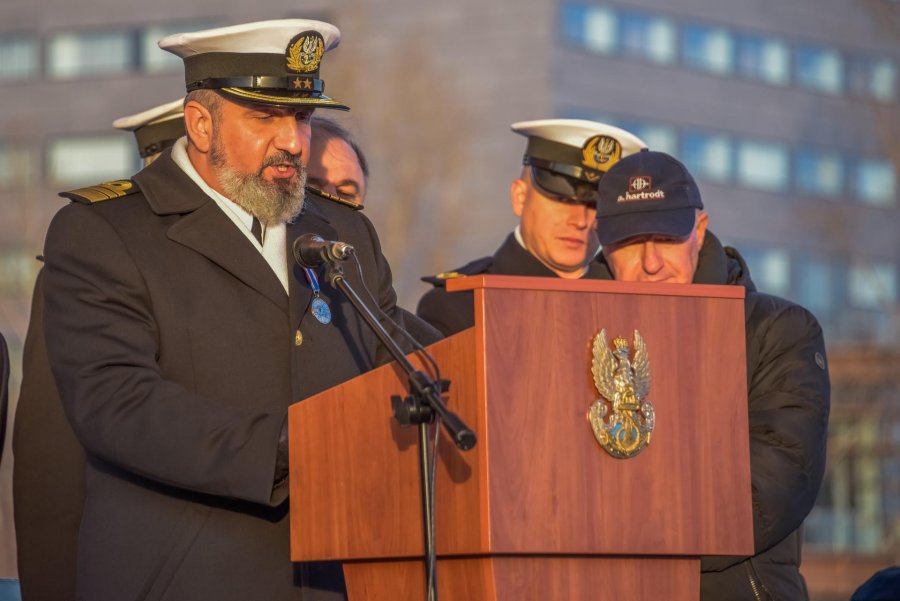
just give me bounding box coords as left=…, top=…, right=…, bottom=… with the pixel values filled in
left=259, top=152, right=303, bottom=175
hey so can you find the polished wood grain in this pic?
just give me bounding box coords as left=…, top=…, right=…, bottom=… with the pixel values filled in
left=289, top=275, right=754, bottom=600
left=288, top=328, right=486, bottom=561
left=477, top=281, right=753, bottom=555
left=448, top=273, right=746, bottom=299
left=344, top=556, right=698, bottom=601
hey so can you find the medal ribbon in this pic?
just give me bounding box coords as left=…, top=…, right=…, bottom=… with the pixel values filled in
left=302, top=267, right=321, bottom=296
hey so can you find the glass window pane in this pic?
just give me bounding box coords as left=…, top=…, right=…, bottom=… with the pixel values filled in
left=870, top=59, right=896, bottom=102
left=736, top=35, right=789, bottom=85
left=48, top=30, right=135, bottom=79
left=620, top=12, right=675, bottom=64
left=681, top=131, right=732, bottom=182
left=617, top=121, right=677, bottom=155
left=49, top=136, right=135, bottom=185
left=796, top=255, right=834, bottom=312
left=855, top=160, right=896, bottom=206
left=682, top=25, right=734, bottom=75
left=0, top=35, right=39, bottom=81
left=583, top=7, right=617, bottom=55
left=795, top=149, right=844, bottom=198
left=741, top=247, right=791, bottom=296
left=736, top=140, right=789, bottom=191
left=0, top=143, right=35, bottom=189
left=796, top=45, right=844, bottom=95
left=848, top=263, right=897, bottom=309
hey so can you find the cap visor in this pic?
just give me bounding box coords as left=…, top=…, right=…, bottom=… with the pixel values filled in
left=597, top=207, right=696, bottom=245
left=219, top=87, right=350, bottom=110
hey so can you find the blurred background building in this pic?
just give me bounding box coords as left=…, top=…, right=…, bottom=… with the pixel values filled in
left=0, top=0, right=897, bottom=599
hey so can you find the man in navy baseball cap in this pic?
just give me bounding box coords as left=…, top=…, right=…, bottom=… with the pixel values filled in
left=596, top=149, right=707, bottom=283
left=595, top=149, right=831, bottom=601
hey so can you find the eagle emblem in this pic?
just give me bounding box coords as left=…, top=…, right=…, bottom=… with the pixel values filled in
left=588, top=329, right=655, bottom=459
left=286, top=32, right=325, bottom=74
left=581, top=134, right=622, bottom=177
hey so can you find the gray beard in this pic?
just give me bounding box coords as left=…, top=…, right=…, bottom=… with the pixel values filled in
left=217, top=164, right=307, bottom=225
left=210, top=136, right=306, bottom=225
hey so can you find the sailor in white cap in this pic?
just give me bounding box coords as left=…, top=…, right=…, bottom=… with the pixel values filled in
left=416, top=118, right=646, bottom=336
left=38, top=19, right=435, bottom=601
left=112, top=98, right=185, bottom=165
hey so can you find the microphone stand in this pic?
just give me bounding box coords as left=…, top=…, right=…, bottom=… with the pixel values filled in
left=321, top=259, right=476, bottom=601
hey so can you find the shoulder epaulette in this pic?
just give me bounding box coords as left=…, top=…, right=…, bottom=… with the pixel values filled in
left=59, top=180, right=139, bottom=204
left=420, top=256, right=493, bottom=287
left=305, top=186, right=363, bottom=211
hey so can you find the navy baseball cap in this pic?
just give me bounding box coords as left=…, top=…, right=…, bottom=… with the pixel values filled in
left=595, top=150, right=703, bottom=245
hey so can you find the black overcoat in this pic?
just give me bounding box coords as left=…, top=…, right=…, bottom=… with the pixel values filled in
left=40, top=150, right=425, bottom=601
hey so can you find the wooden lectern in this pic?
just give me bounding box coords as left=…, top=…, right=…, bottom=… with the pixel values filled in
left=288, top=275, right=754, bottom=600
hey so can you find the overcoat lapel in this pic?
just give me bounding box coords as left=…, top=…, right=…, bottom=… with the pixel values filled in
left=135, top=151, right=288, bottom=313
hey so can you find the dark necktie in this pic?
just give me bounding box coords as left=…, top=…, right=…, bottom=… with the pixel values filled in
left=251, top=217, right=263, bottom=245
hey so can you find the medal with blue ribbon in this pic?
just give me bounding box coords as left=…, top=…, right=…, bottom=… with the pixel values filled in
left=303, top=267, right=332, bottom=325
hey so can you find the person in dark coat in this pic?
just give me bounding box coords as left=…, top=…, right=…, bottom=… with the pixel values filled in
left=416, top=119, right=646, bottom=336
left=38, top=19, right=432, bottom=601
left=13, top=98, right=186, bottom=601
left=594, top=150, right=830, bottom=601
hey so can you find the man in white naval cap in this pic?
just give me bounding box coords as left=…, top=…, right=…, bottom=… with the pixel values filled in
left=112, top=97, right=185, bottom=165
left=38, top=19, right=431, bottom=601
left=416, top=119, right=646, bottom=335
left=13, top=97, right=188, bottom=601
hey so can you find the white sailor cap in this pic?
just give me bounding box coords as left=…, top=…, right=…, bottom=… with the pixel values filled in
left=159, top=19, right=348, bottom=110
left=511, top=119, right=647, bottom=205
left=113, top=98, right=185, bottom=158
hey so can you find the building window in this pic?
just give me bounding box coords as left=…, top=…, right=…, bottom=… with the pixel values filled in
left=795, top=255, right=835, bottom=313
left=616, top=120, right=677, bottom=155
left=0, top=143, right=35, bottom=190
left=618, top=12, right=676, bottom=64
left=680, top=131, right=732, bottom=183
left=736, top=34, right=789, bottom=85
left=796, top=45, right=843, bottom=95
left=682, top=24, right=734, bottom=75
left=848, top=262, right=897, bottom=310
left=869, top=59, right=897, bottom=102
left=795, top=149, right=844, bottom=198
left=48, top=136, right=136, bottom=186
left=0, top=248, right=38, bottom=294
left=736, top=140, right=789, bottom=192
left=560, top=3, right=590, bottom=46
left=741, top=247, right=791, bottom=296
left=855, top=160, right=897, bottom=207
left=0, top=35, right=39, bottom=81
left=583, top=7, right=617, bottom=55
left=47, top=30, right=136, bottom=79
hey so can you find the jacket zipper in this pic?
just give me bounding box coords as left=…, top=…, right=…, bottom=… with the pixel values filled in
left=746, top=559, right=775, bottom=601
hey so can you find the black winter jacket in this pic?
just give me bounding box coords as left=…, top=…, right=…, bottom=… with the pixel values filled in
left=692, top=234, right=831, bottom=601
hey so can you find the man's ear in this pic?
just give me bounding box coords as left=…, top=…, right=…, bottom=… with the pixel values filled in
left=184, top=100, right=213, bottom=153
left=695, top=210, right=709, bottom=248
left=510, top=177, right=527, bottom=217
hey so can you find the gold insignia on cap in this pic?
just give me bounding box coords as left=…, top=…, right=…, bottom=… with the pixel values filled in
left=582, top=135, right=623, bottom=177
left=286, top=31, right=325, bottom=74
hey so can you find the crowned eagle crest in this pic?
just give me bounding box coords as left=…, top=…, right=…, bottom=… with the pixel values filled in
left=589, top=329, right=655, bottom=458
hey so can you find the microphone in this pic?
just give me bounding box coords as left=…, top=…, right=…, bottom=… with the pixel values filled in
left=293, top=233, right=355, bottom=268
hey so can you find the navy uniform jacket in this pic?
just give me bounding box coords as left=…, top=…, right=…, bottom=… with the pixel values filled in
left=416, top=233, right=610, bottom=336
left=40, top=150, right=435, bottom=601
